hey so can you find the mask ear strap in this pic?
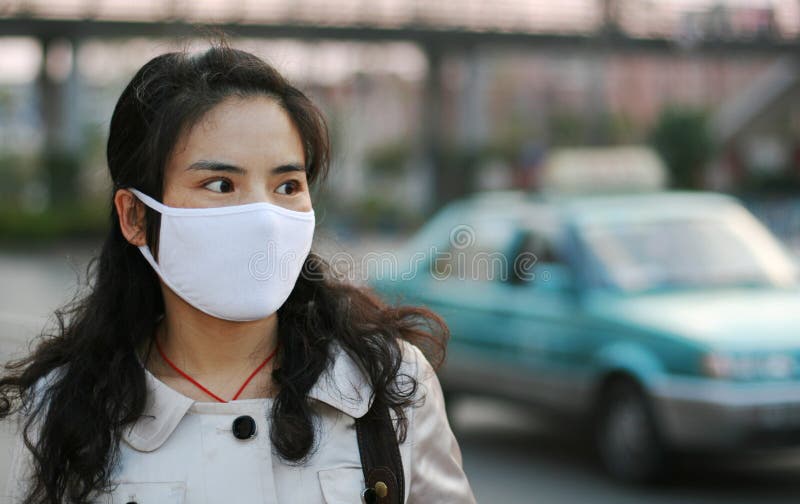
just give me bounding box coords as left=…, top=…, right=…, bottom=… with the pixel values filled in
left=126, top=188, right=165, bottom=270
left=128, top=188, right=169, bottom=214
left=137, top=243, right=163, bottom=271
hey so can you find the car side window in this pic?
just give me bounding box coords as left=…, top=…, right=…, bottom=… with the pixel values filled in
left=431, top=216, right=517, bottom=282
left=507, top=230, right=565, bottom=286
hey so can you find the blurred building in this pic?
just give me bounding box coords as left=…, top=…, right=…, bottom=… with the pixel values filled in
left=712, top=56, right=800, bottom=189
left=0, top=0, right=799, bottom=223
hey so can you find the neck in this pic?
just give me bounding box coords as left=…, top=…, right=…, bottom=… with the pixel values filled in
left=153, top=287, right=279, bottom=383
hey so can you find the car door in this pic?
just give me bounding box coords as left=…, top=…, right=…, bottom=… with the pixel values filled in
left=496, top=226, right=593, bottom=413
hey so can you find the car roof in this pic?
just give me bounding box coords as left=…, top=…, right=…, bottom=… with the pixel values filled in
left=460, top=190, right=740, bottom=227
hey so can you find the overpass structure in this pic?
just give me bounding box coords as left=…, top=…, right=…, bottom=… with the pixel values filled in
left=2, top=0, right=800, bottom=206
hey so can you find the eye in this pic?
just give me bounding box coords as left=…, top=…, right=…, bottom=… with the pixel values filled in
left=204, top=178, right=233, bottom=193
left=276, top=180, right=300, bottom=196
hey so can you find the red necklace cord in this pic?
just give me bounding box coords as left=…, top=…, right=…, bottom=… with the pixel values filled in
left=155, top=338, right=279, bottom=403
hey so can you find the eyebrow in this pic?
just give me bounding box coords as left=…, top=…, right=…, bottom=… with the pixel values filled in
left=186, top=160, right=306, bottom=175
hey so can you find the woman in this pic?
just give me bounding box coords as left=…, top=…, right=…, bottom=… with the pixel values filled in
left=2, top=41, right=477, bottom=503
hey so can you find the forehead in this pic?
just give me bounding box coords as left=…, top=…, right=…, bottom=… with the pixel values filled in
left=167, top=95, right=305, bottom=170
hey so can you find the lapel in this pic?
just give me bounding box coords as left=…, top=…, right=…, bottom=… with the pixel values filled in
left=122, top=341, right=373, bottom=452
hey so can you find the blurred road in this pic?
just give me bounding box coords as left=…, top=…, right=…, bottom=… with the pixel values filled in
left=454, top=397, right=800, bottom=503
left=1, top=241, right=799, bottom=502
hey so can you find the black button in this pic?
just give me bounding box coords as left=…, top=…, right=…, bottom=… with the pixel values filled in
left=232, top=415, right=257, bottom=440
left=361, top=487, right=377, bottom=504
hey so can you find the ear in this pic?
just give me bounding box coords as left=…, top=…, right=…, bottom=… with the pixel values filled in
left=114, top=189, right=148, bottom=247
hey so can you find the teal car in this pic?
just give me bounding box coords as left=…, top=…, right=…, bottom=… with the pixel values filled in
left=369, top=190, right=800, bottom=482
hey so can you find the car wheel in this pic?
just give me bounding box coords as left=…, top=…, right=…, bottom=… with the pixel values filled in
left=595, top=379, right=666, bottom=484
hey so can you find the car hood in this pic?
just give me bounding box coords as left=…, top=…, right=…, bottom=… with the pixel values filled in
left=590, top=288, right=800, bottom=350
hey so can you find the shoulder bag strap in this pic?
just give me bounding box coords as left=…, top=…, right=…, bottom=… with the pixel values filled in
left=355, top=399, right=405, bottom=504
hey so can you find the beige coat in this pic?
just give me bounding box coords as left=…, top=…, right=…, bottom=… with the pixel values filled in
left=6, top=340, right=477, bottom=503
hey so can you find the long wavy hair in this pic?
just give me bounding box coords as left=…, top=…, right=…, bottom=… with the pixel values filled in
left=0, top=39, right=447, bottom=504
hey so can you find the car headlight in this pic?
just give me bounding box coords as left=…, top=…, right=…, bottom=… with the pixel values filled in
left=702, top=352, right=797, bottom=380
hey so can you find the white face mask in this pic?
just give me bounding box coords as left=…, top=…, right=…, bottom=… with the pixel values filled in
left=128, top=188, right=315, bottom=321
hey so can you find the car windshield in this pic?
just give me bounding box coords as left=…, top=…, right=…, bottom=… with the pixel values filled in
left=577, top=206, right=800, bottom=293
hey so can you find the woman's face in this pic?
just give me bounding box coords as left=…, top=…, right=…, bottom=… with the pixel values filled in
left=161, top=95, right=311, bottom=212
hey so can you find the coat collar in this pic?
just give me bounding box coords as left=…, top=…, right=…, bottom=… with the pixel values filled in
left=122, top=341, right=373, bottom=452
